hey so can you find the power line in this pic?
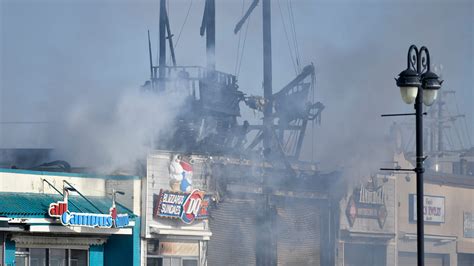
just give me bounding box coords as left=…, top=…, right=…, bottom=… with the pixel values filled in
left=174, top=0, right=194, bottom=49
left=453, top=93, right=473, bottom=147
left=287, top=0, right=301, bottom=72
left=236, top=9, right=252, bottom=77
left=234, top=0, right=246, bottom=76
left=277, top=0, right=298, bottom=75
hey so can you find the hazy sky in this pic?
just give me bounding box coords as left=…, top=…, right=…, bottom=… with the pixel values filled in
left=0, top=0, right=472, bottom=170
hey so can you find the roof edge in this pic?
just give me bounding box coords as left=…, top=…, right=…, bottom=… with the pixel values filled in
left=0, top=168, right=140, bottom=180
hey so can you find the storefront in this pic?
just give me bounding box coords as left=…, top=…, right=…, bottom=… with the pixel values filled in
left=0, top=168, right=141, bottom=266
left=143, top=152, right=212, bottom=266
left=395, top=152, right=474, bottom=266
left=337, top=175, right=397, bottom=266
left=0, top=192, right=139, bottom=266
left=144, top=151, right=342, bottom=265
left=204, top=156, right=341, bottom=265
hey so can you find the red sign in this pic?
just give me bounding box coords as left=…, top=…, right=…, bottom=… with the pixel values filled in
left=48, top=201, right=68, bottom=217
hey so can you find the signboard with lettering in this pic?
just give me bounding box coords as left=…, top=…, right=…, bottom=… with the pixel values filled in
left=346, top=185, right=387, bottom=229
left=153, top=189, right=209, bottom=224
left=464, top=212, right=474, bottom=238
left=409, top=194, right=445, bottom=223
left=48, top=197, right=130, bottom=228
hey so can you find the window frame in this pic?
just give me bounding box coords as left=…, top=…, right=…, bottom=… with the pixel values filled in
left=14, top=247, right=89, bottom=266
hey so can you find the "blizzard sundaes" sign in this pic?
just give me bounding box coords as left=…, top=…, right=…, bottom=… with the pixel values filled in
left=153, top=189, right=209, bottom=224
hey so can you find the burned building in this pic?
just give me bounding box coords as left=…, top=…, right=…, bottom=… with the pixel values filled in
left=140, top=1, right=343, bottom=265
left=144, top=151, right=343, bottom=265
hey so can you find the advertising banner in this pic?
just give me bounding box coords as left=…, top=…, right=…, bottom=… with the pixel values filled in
left=48, top=198, right=130, bottom=228
left=153, top=189, right=209, bottom=224
left=464, top=212, right=474, bottom=238
left=409, top=194, right=445, bottom=223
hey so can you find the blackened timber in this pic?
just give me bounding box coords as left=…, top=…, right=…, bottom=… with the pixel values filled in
left=262, top=0, right=272, bottom=155
left=272, top=64, right=314, bottom=99
left=294, top=118, right=308, bottom=159
left=147, top=30, right=153, bottom=81
left=159, top=0, right=166, bottom=83
left=234, top=0, right=259, bottom=34
left=200, top=0, right=216, bottom=71
left=164, top=11, right=176, bottom=67
left=261, top=1, right=276, bottom=265
left=207, top=0, right=216, bottom=71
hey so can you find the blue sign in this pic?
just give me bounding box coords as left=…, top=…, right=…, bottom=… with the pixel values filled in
left=48, top=199, right=130, bottom=228
left=61, top=212, right=113, bottom=228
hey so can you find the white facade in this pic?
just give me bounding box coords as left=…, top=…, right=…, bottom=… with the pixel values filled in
left=0, top=169, right=141, bottom=213
left=143, top=151, right=212, bottom=266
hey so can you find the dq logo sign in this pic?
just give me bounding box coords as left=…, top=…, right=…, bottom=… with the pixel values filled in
left=154, top=189, right=209, bottom=224
left=181, top=190, right=205, bottom=223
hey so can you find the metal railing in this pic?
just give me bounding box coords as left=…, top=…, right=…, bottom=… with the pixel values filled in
left=151, top=66, right=237, bottom=86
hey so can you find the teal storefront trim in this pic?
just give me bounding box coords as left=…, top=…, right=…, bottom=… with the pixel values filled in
left=104, top=217, right=141, bottom=266
left=90, top=244, right=105, bottom=266
left=4, top=237, right=16, bottom=266
left=133, top=217, right=141, bottom=266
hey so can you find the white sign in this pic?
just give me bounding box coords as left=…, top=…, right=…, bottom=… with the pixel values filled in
left=410, top=194, right=445, bottom=223
left=464, top=212, right=474, bottom=238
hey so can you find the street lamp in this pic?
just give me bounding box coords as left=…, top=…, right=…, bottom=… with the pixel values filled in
left=395, top=45, right=442, bottom=266
left=112, top=189, right=125, bottom=207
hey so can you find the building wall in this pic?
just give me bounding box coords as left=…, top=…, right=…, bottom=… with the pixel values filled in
left=144, top=152, right=210, bottom=238
left=0, top=169, right=106, bottom=196
left=142, top=151, right=212, bottom=266
left=0, top=169, right=140, bottom=214
left=339, top=175, right=397, bottom=235
left=90, top=244, right=105, bottom=265
left=397, top=178, right=474, bottom=240
left=0, top=168, right=142, bottom=266
left=395, top=152, right=474, bottom=265
left=338, top=175, right=397, bottom=266
left=105, top=178, right=142, bottom=214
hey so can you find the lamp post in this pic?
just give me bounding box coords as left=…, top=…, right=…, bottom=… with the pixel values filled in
left=395, top=45, right=442, bottom=266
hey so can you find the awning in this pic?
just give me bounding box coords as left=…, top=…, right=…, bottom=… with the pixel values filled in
left=0, top=192, right=135, bottom=218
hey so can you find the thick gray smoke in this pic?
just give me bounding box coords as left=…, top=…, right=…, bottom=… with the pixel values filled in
left=1, top=0, right=472, bottom=177
left=49, top=88, right=185, bottom=173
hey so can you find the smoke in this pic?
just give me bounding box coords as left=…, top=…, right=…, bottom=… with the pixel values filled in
left=1, top=0, right=472, bottom=178
left=49, top=88, right=186, bottom=173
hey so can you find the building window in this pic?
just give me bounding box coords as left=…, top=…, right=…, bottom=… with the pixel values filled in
left=15, top=248, right=30, bottom=266
left=182, top=259, right=198, bottom=266
left=15, top=248, right=87, bottom=266
left=70, top=250, right=88, bottom=266
left=344, top=243, right=386, bottom=266
left=30, top=248, right=47, bottom=266
left=146, top=257, right=198, bottom=266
